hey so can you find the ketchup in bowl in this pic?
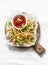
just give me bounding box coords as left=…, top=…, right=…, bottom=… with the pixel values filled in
left=13, top=15, right=26, bottom=28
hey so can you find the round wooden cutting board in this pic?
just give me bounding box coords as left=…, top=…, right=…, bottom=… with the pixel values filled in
left=5, top=12, right=45, bottom=55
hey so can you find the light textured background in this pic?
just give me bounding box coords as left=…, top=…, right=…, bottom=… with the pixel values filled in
left=0, top=0, right=48, bottom=65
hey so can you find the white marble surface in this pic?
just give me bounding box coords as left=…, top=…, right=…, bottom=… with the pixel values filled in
left=0, top=0, right=48, bottom=65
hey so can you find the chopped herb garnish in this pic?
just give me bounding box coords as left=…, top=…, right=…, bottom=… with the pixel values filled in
left=36, top=28, right=38, bottom=32
left=12, top=31, right=16, bottom=35
left=31, top=38, right=35, bottom=42
left=22, top=24, right=26, bottom=31
left=18, top=40, right=24, bottom=45
left=28, top=24, right=31, bottom=27
left=28, top=24, right=31, bottom=29
left=7, top=21, right=12, bottom=27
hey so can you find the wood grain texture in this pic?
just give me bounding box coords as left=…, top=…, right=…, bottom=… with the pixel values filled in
left=34, top=42, right=45, bottom=55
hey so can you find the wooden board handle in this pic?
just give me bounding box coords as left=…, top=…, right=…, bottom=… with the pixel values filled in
left=34, top=43, right=45, bottom=55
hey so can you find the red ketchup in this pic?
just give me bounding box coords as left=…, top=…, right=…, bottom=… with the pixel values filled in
left=13, top=15, right=26, bottom=28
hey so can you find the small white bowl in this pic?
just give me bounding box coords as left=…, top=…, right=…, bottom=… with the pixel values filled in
left=12, top=14, right=27, bottom=30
